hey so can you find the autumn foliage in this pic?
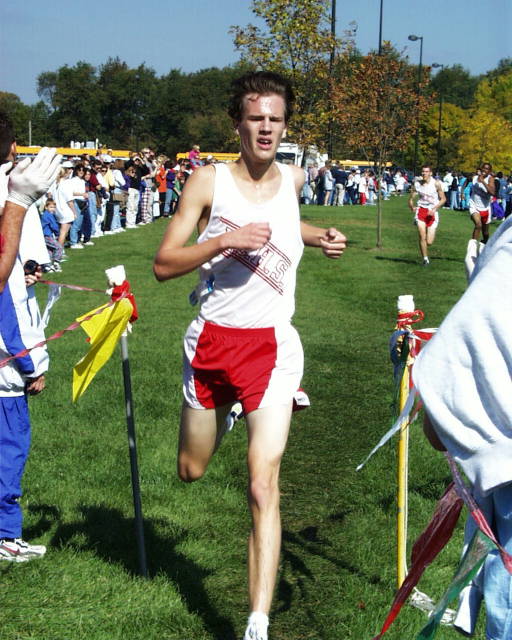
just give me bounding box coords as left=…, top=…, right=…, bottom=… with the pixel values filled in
left=331, top=45, right=433, bottom=169
left=230, top=0, right=354, bottom=150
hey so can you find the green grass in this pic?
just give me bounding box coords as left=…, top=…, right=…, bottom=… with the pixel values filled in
left=1, top=199, right=492, bottom=639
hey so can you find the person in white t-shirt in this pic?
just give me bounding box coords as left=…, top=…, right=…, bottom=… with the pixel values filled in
left=154, top=71, right=346, bottom=640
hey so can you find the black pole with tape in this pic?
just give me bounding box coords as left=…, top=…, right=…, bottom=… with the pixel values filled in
left=120, top=333, right=148, bottom=577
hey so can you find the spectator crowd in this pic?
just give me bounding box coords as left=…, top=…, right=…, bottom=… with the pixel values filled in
left=30, top=143, right=512, bottom=275
left=32, top=145, right=218, bottom=273
left=300, top=162, right=512, bottom=216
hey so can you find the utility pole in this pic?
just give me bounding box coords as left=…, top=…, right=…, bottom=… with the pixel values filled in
left=408, top=34, right=423, bottom=178
left=378, top=0, right=384, bottom=55
left=327, top=0, right=336, bottom=158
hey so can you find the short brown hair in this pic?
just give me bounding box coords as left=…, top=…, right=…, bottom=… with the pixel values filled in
left=228, top=71, right=295, bottom=124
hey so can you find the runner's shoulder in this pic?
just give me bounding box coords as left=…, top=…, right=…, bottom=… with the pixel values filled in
left=182, top=165, right=216, bottom=204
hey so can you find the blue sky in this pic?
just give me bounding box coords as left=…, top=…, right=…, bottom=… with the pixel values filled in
left=1, top=0, right=511, bottom=105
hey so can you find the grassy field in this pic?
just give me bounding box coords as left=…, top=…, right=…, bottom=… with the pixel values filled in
left=1, top=198, right=492, bottom=639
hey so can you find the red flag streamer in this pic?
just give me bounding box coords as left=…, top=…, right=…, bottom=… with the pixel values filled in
left=446, top=453, right=512, bottom=574
left=372, top=483, right=463, bottom=639
left=396, top=309, right=424, bottom=328
left=0, top=292, right=128, bottom=370
left=39, top=279, right=106, bottom=293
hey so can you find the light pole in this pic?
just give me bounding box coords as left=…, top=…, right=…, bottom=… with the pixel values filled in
left=408, top=34, right=423, bottom=178
left=378, top=0, right=384, bottom=54
left=328, top=0, right=336, bottom=158
left=432, top=63, right=444, bottom=175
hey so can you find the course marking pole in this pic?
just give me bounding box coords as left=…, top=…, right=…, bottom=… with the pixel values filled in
left=396, top=295, right=414, bottom=589
left=120, top=332, right=148, bottom=578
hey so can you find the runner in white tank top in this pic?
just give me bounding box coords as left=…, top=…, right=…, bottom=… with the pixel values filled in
left=469, top=162, right=496, bottom=244
left=196, top=161, right=303, bottom=328
left=154, top=72, right=347, bottom=640
left=408, top=165, right=445, bottom=265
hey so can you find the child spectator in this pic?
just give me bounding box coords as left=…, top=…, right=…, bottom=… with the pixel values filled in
left=40, top=199, right=63, bottom=272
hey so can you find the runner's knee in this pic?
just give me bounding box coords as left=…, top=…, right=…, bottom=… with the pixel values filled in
left=248, top=471, right=279, bottom=511
left=177, top=454, right=207, bottom=483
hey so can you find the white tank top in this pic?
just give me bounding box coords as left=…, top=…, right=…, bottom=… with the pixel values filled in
left=414, top=178, right=440, bottom=209
left=196, top=162, right=304, bottom=328
left=470, top=175, right=491, bottom=209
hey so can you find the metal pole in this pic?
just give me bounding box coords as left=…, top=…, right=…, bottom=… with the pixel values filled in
left=378, top=0, right=384, bottom=55
left=120, top=333, right=148, bottom=578
left=432, top=63, right=445, bottom=175
left=436, top=93, right=443, bottom=175
left=412, top=37, right=423, bottom=178
left=327, top=0, right=336, bottom=159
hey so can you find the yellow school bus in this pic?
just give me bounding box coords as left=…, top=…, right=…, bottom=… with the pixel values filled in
left=176, top=151, right=240, bottom=163
left=16, top=146, right=132, bottom=160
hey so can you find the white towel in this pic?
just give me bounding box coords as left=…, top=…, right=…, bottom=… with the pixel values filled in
left=413, top=216, right=512, bottom=496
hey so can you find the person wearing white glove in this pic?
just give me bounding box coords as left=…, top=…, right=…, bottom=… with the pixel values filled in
left=0, top=111, right=61, bottom=563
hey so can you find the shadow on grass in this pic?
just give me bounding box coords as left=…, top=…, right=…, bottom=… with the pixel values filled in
left=374, top=256, right=418, bottom=265
left=276, top=520, right=384, bottom=615
left=375, top=255, right=463, bottom=265
left=34, top=504, right=236, bottom=640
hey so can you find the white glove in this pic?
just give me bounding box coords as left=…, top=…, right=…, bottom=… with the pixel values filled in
left=6, top=147, right=62, bottom=209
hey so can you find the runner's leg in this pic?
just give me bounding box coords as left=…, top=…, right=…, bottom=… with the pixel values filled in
left=417, top=220, right=428, bottom=260
left=482, top=221, right=490, bottom=244
left=245, top=402, right=293, bottom=614
left=471, top=212, right=482, bottom=241
left=426, top=225, right=437, bottom=248
left=177, top=402, right=231, bottom=482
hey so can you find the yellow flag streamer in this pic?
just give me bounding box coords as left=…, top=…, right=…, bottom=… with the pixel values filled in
left=72, top=298, right=132, bottom=402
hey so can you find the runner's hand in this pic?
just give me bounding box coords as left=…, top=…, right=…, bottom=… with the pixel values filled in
left=320, top=227, right=346, bottom=258
left=223, top=222, right=271, bottom=251
left=7, top=148, right=62, bottom=209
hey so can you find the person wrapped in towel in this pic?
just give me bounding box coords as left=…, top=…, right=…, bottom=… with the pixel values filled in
left=413, top=215, right=512, bottom=640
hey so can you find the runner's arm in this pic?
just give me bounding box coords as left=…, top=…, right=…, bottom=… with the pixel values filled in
left=300, top=222, right=346, bottom=258
left=408, top=183, right=417, bottom=212
left=153, top=166, right=271, bottom=281
left=434, top=180, right=446, bottom=210
left=291, top=165, right=346, bottom=258
left=486, top=175, right=496, bottom=196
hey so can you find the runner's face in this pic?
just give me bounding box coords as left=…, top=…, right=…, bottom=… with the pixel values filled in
left=237, top=93, right=287, bottom=163
left=421, top=167, right=432, bottom=180
left=481, top=164, right=491, bottom=177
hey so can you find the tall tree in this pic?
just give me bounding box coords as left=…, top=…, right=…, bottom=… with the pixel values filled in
left=230, top=0, right=354, bottom=150
left=456, top=109, right=512, bottom=171
left=418, top=102, right=467, bottom=171
left=429, top=64, right=480, bottom=110
left=98, top=58, right=158, bottom=148
left=331, top=44, right=433, bottom=248
left=474, top=70, right=512, bottom=123
left=38, top=62, right=101, bottom=144
left=0, top=93, right=31, bottom=143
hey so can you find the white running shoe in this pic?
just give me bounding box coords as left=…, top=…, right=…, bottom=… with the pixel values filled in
left=225, top=402, right=243, bottom=432
left=0, top=538, right=46, bottom=562
left=243, top=621, right=268, bottom=640
left=84, top=241, right=95, bottom=246
left=70, top=243, right=84, bottom=249
left=243, top=612, right=268, bottom=640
